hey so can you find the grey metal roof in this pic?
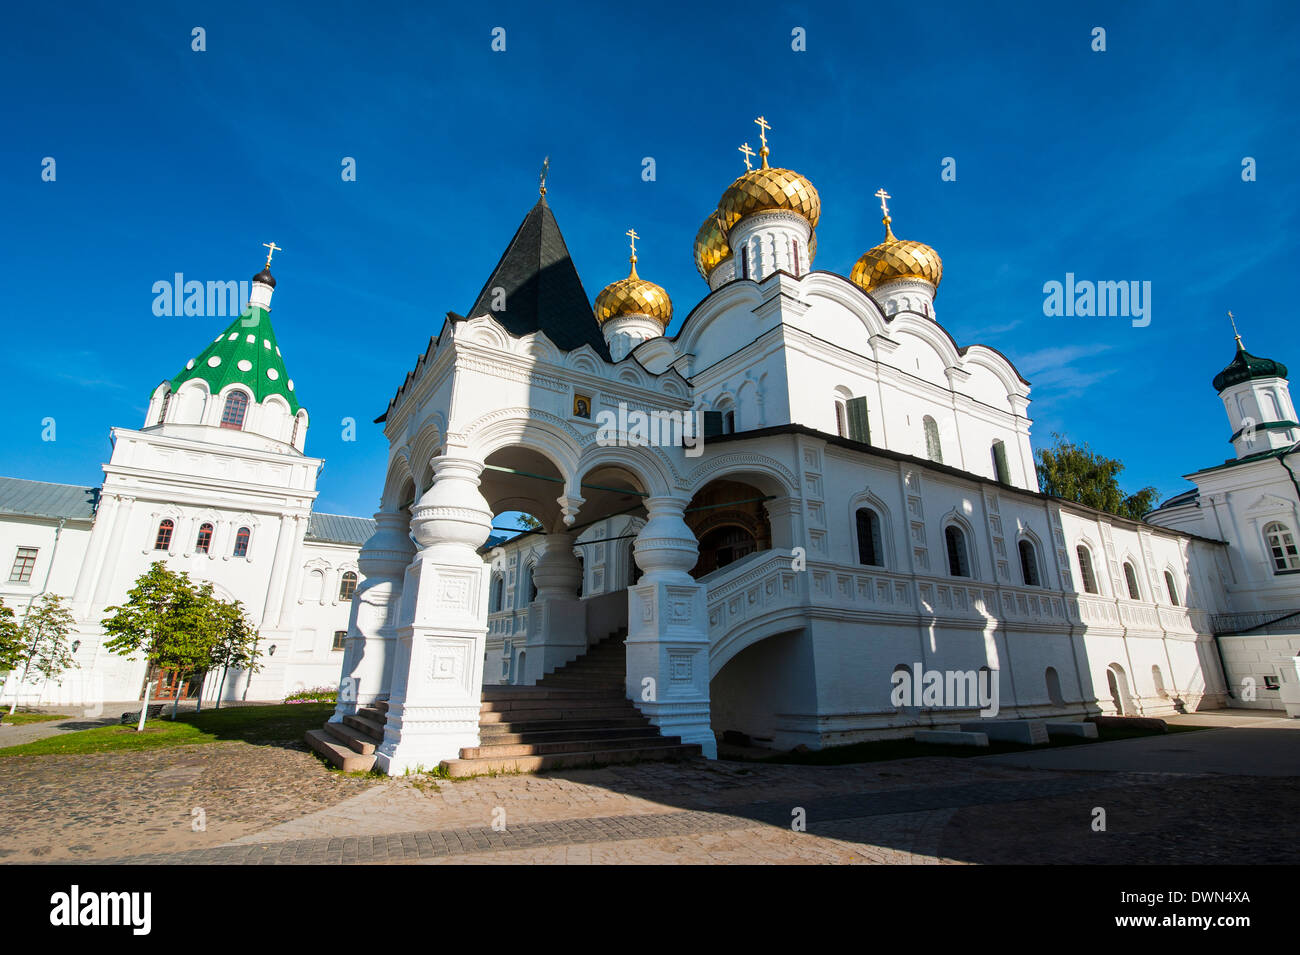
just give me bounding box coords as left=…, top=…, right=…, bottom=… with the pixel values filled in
left=0, top=476, right=99, bottom=521
left=306, top=512, right=376, bottom=546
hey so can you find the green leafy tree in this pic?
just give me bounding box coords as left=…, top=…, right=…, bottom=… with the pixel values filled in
left=204, top=595, right=262, bottom=710
left=7, top=593, right=78, bottom=714
left=103, top=562, right=216, bottom=720
left=0, top=597, right=23, bottom=673
left=1036, top=432, right=1159, bottom=521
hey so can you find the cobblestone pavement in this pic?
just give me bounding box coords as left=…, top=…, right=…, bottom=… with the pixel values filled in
left=5, top=736, right=1298, bottom=865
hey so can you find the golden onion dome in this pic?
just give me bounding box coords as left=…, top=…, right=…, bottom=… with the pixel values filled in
left=850, top=216, right=943, bottom=295
left=594, top=256, right=673, bottom=327
left=693, top=212, right=733, bottom=280
left=718, top=164, right=821, bottom=232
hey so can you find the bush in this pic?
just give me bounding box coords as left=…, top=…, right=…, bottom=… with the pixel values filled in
left=284, top=685, right=337, bottom=704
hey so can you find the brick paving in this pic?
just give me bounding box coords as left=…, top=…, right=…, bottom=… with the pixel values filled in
left=4, top=729, right=1298, bottom=865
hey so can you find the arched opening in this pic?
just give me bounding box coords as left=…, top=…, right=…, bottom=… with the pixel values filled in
left=1122, top=561, right=1141, bottom=600
left=233, top=526, right=251, bottom=558
left=1018, top=538, right=1040, bottom=586
left=220, top=390, right=250, bottom=430
left=195, top=522, right=213, bottom=554
left=1077, top=544, right=1099, bottom=594
left=154, top=519, right=174, bottom=551
left=1164, top=570, right=1179, bottom=606
left=856, top=507, right=883, bottom=566
left=1263, top=521, right=1300, bottom=573
left=685, top=478, right=772, bottom=579
left=923, top=415, right=943, bottom=463
left=1106, top=663, right=1133, bottom=715
left=944, top=525, right=970, bottom=577
left=1045, top=666, right=1065, bottom=706
left=339, top=571, right=358, bottom=601
left=1152, top=665, right=1168, bottom=699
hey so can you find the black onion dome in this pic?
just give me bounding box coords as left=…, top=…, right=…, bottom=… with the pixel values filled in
left=253, top=267, right=276, bottom=288
left=1213, top=342, right=1288, bottom=392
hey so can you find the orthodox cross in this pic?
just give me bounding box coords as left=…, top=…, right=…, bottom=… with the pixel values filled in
left=1228, top=309, right=1243, bottom=346
left=626, top=228, right=639, bottom=259
left=738, top=142, right=755, bottom=170
left=539, top=156, right=550, bottom=196
left=262, top=242, right=282, bottom=268
left=754, top=115, right=770, bottom=150
left=874, top=188, right=891, bottom=219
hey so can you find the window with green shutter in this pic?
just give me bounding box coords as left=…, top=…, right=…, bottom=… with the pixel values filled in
left=846, top=396, right=871, bottom=444
left=992, top=440, right=1010, bottom=484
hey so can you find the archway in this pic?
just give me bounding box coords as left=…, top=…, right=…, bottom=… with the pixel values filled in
left=1106, top=663, right=1134, bottom=715
left=685, top=478, right=772, bottom=578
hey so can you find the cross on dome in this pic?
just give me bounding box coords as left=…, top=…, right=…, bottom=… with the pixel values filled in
left=262, top=242, right=282, bottom=268
left=754, top=116, right=771, bottom=168
left=874, top=188, right=892, bottom=219
left=738, top=142, right=755, bottom=170
left=1228, top=309, right=1243, bottom=347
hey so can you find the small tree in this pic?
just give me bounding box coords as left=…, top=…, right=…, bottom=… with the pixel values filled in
left=1036, top=432, right=1158, bottom=520
left=103, top=562, right=216, bottom=722
left=0, top=597, right=23, bottom=672
left=7, top=593, right=78, bottom=713
left=207, top=598, right=262, bottom=710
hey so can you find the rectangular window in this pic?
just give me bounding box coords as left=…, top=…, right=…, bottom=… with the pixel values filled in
left=846, top=396, right=871, bottom=445
left=8, top=547, right=38, bottom=583
left=332, top=631, right=348, bottom=651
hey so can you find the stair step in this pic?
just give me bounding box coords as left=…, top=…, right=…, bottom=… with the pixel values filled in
left=324, top=719, right=379, bottom=754
left=481, top=686, right=622, bottom=702
left=474, top=725, right=662, bottom=746
left=305, top=729, right=377, bottom=772
left=374, top=700, right=390, bottom=714
left=440, top=742, right=702, bottom=777
left=480, top=716, right=650, bottom=735
left=479, top=705, right=636, bottom=724
left=343, top=713, right=386, bottom=738
left=481, top=696, right=629, bottom=714
left=356, top=705, right=387, bottom=724
left=460, top=735, right=684, bottom=759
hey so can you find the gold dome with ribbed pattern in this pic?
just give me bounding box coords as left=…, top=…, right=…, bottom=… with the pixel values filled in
left=718, top=165, right=821, bottom=232
left=594, top=259, right=673, bottom=327
left=850, top=219, right=943, bottom=295
left=693, top=212, right=733, bottom=280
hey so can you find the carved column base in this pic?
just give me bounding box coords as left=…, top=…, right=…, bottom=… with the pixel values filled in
left=625, top=580, right=717, bottom=758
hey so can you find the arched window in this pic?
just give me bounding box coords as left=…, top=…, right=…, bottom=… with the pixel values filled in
left=489, top=575, right=504, bottom=612
left=944, top=525, right=970, bottom=577
left=1264, top=522, right=1300, bottom=572
left=1164, top=570, right=1179, bottom=606
left=991, top=440, right=1010, bottom=484
left=291, top=412, right=303, bottom=446
left=834, top=400, right=847, bottom=437
left=923, top=416, right=943, bottom=463
left=856, top=508, right=883, bottom=566
left=195, top=523, right=213, bottom=554
left=233, top=526, right=251, bottom=558
left=1045, top=666, right=1065, bottom=706
left=1152, top=665, right=1168, bottom=698
left=154, top=519, right=174, bottom=551
left=525, top=564, right=538, bottom=603
left=1018, top=539, right=1040, bottom=586
left=722, top=410, right=735, bottom=434
left=792, top=239, right=801, bottom=276
left=1076, top=545, right=1099, bottom=594
left=1122, top=561, right=1141, bottom=600
left=220, top=390, right=249, bottom=430
left=158, top=388, right=173, bottom=424
left=338, top=571, right=358, bottom=601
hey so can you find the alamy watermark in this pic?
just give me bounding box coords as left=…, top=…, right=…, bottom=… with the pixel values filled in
left=1042, top=273, right=1151, bottom=327
left=595, top=403, right=705, bottom=458
left=152, top=275, right=253, bottom=317
left=891, top=663, right=1000, bottom=717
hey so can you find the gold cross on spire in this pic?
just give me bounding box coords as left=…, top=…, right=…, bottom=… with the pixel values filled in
left=754, top=116, right=771, bottom=168
left=539, top=156, right=550, bottom=196
left=626, top=228, right=639, bottom=258
left=874, top=188, right=891, bottom=219
left=262, top=242, right=282, bottom=268
left=1228, top=309, right=1243, bottom=347
left=738, top=142, right=755, bottom=170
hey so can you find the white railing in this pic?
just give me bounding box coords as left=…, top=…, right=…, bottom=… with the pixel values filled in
left=706, top=549, right=805, bottom=640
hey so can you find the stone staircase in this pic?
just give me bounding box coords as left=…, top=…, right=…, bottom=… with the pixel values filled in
left=439, top=630, right=703, bottom=776
left=305, top=700, right=388, bottom=773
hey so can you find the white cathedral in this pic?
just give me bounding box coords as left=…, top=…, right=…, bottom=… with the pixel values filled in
left=4, top=119, right=1298, bottom=772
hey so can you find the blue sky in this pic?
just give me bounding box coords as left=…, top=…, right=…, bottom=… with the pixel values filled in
left=2, top=0, right=1298, bottom=518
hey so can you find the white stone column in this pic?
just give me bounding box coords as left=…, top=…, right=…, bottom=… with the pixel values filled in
left=260, top=514, right=295, bottom=625
left=374, top=454, right=492, bottom=775
left=331, top=510, right=415, bottom=720
left=90, top=495, right=134, bottom=611
left=626, top=496, right=717, bottom=758
left=72, top=493, right=121, bottom=618
left=276, top=514, right=307, bottom=628
left=524, top=532, right=587, bottom=683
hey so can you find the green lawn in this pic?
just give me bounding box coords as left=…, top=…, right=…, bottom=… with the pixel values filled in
left=750, top=722, right=1211, bottom=766
left=0, top=711, right=72, bottom=726
left=0, top=703, right=334, bottom=757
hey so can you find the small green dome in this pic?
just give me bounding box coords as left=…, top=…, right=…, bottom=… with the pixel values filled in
left=1213, top=341, right=1288, bottom=393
